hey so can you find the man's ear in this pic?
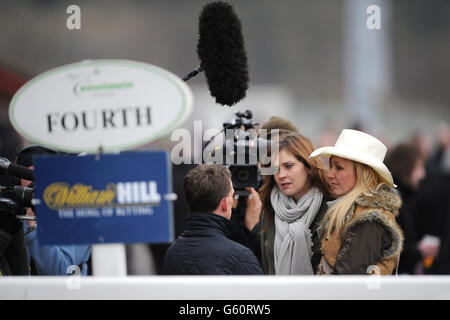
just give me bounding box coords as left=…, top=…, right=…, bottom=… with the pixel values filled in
left=219, top=197, right=228, bottom=213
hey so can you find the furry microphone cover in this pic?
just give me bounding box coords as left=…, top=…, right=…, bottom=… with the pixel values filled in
left=196, top=1, right=249, bottom=107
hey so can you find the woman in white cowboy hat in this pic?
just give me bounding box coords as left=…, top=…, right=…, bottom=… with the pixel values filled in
left=310, top=129, right=404, bottom=275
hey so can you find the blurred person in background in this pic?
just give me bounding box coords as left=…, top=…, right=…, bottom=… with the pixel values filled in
left=310, top=129, right=404, bottom=275
left=424, top=123, right=450, bottom=175
left=385, top=143, right=427, bottom=274
left=15, top=145, right=91, bottom=276
left=412, top=123, right=450, bottom=274
left=433, top=200, right=450, bottom=274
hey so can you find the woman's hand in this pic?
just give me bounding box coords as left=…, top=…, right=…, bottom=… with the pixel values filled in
left=244, top=187, right=262, bottom=231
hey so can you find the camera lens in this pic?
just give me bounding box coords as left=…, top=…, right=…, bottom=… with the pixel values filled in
left=236, top=169, right=249, bottom=181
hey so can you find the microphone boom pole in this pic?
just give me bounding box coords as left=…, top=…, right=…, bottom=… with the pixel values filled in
left=183, top=65, right=203, bottom=82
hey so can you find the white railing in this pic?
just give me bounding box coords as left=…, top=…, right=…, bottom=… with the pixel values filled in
left=1, top=276, right=450, bottom=300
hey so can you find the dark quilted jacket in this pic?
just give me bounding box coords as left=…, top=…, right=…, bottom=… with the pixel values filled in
left=163, top=212, right=263, bottom=275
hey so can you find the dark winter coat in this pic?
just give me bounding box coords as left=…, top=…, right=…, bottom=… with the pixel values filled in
left=259, top=196, right=330, bottom=275
left=416, top=170, right=450, bottom=274
left=394, top=178, right=422, bottom=274
left=0, top=226, right=29, bottom=276
left=229, top=197, right=263, bottom=264
left=162, top=212, right=263, bottom=275
left=319, top=184, right=404, bottom=275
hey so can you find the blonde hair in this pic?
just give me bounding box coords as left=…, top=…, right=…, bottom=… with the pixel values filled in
left=322, top=160, right=385, bottom=239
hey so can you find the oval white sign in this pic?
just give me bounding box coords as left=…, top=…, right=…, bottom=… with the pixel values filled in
left=9, top=59, right=193, bottom=153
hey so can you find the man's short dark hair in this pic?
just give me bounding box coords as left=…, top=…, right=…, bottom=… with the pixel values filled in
left=183, top=164, right=232, bottom=213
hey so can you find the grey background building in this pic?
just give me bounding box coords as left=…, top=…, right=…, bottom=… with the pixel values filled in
left=0, top=0, right=449, bottom=152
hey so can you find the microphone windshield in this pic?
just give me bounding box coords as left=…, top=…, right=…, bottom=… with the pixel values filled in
left=197, top=1, right=249, bottom=106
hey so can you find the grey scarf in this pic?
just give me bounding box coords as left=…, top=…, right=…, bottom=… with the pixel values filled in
left=271, top=186, right=323, bottom=275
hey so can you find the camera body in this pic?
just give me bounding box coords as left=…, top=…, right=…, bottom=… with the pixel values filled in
left=220, top=110, right=269, bottom=196
left=0, top=185, right=34, bottom=217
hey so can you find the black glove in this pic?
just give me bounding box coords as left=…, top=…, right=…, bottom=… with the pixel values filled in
left=0, top=199, right=21, bottom=235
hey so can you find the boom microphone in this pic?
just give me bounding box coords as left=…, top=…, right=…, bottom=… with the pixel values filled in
left=184, top=1, right=249, bottom=107
left=0, top=157, right=34, bottom=181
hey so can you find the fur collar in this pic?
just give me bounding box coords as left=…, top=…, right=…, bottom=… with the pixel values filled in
left=344, top=184, right=404, bottom=259
left=354, top=183, right=402, bottom=217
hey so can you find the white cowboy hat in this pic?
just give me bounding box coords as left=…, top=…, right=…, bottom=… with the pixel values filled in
left=310, top=129, right=394, bottom=186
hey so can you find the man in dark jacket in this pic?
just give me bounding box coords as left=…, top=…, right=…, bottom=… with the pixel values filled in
left=0, top=198, right=29, bottom=276
left=163, top=164, right=263, bottom=275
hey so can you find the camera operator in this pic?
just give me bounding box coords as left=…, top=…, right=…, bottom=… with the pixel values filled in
left=15, top=145, right=91, bottom=276
left=0, top=187, right=29, bottom=276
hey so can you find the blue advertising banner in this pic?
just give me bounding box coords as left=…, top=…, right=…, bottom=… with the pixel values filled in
left=33, top=151, right=174, bottom=245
